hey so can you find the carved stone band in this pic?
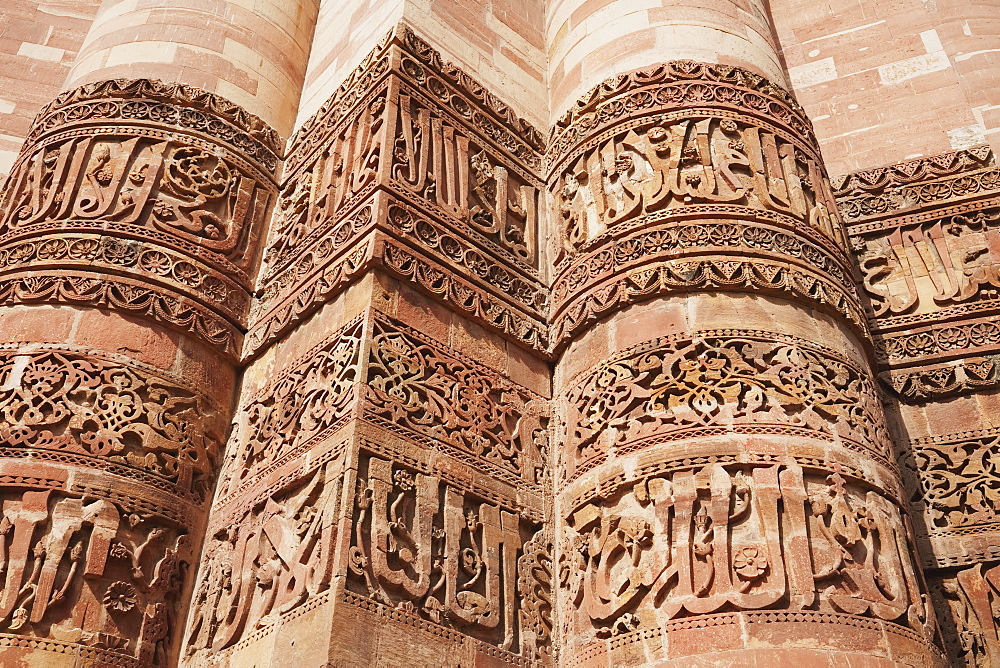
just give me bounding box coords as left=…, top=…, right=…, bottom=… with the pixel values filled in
left=0, top=79, right=280, bottom=357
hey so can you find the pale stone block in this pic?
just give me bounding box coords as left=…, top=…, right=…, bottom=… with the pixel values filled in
left=878, top=51, right=950, bottom=85
left=0, top=149, right=19, bottom=182
left=17, top=42, right=66, bottom=62
left=104, top=40, right=178, bottom=68
left=948, top=124, right=987, bottom=149
left=788, top=56, right=837, bottom=87
left=0, top=99, right=16, bottom=115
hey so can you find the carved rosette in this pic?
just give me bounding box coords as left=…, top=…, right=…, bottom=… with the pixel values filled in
left=547, top=61, right=863, bottom=348
left=0, top=344, right=226, bottom=665
left=245, top=25, right=546, bottom=358
left=0, top=79, right=281, bottom=358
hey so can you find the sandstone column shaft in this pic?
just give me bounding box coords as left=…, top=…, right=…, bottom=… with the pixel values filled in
left=546, top=0, right=945, bottom=664
left=0, top=2, right=317, bottom=665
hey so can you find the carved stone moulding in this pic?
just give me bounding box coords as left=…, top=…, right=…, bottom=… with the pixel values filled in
left=250, top=23, right=546, bottom=360
left=247, top=196, right=550, bottom=360
left=0, top=78, right=280, bottom=357
left=556, top=460, right=944, bottom=665
left=558, top=328, right=895, bottom=485
left=835, top=145, right=997, bottom=223
left=214, top=316, right=366, bottom=508
left=880, top=356, right=1000, bottom=401
left=928, top=561, right=1000, bottom=667
left=548, top=218, right=869, bottom=351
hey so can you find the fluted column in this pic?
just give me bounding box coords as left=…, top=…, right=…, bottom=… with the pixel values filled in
left=0, top=2, right=317, bottom=665
left=546, top=1, right=947, bottom=665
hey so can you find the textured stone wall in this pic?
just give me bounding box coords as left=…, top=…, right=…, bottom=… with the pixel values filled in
left=773, top=0, right=1000, bottom=175
left=0, top=0, right=102, bottom=182
left=0, top=0, right=996, bottom=666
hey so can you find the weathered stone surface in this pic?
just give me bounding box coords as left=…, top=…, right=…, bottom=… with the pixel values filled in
left=0, top=0, right=994, bottom=666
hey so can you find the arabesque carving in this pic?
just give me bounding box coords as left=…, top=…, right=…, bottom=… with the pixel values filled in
left=562, top=330, right=892, bottom=480
left=366, top=313, right=548, bottom=484
left=0, top=346, right=224, bottom=503
left=901, top=429, right=1000, bottom=533
left=216, top=318, right=364, bottom=501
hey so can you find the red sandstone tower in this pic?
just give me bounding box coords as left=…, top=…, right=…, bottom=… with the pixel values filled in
left=0, top=0, right=997, bottom=665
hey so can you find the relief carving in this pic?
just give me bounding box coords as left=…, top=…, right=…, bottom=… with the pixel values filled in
left=562, top=331, right=892, bottom=479
left=555, top=117, right=841, bottom=257
left=931, top=563, right=1000, bottom=667
left=900, top=431, right=1000, bottom=532
left=560, top=464, right=936, bottom=642
left=366, top=313, right=548, bottom=483
left=0, top=488, right=191, bottom=666
left=0, top=79, right=278, bottom=353
left=0, top=347, right=224, bottom=503
left=216, top=319, right=364, bottom=500
left=835, top=145, right=996, bottom=221
left=855, top=207, right=1000, bottom=317
left=185, top=462, right=341, bottom=656
left=348, top=453, right=549, bottom=657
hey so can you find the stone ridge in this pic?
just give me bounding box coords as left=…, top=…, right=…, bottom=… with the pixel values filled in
left=551, top=59, right=811, bottom=142
left=29, top=78, right=283, bottom=162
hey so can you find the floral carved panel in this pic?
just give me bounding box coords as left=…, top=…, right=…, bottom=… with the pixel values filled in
left=560, top=330, right=894, bottom=482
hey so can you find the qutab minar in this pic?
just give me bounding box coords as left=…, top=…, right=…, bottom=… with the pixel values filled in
left=0, top=0, right=997, bottom=665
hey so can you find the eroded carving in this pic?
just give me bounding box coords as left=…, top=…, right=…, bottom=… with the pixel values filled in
left=0, top=488, right=190, bottom=666
left=348, top=453, right=548, bottom=657
left=185, top=462, right=341, bottom=656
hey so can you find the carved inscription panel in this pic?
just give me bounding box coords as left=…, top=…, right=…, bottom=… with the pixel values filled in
left=0, top=487, right=191, bottom=666
left=348, top=452, right=551, bottom=660
left=559, top=464, right=936, bottom=643
left=555, top=116, right=842, bottom=257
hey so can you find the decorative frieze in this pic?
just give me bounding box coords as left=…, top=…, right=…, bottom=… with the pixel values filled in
left=0, top=79, right=280, bottom=357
